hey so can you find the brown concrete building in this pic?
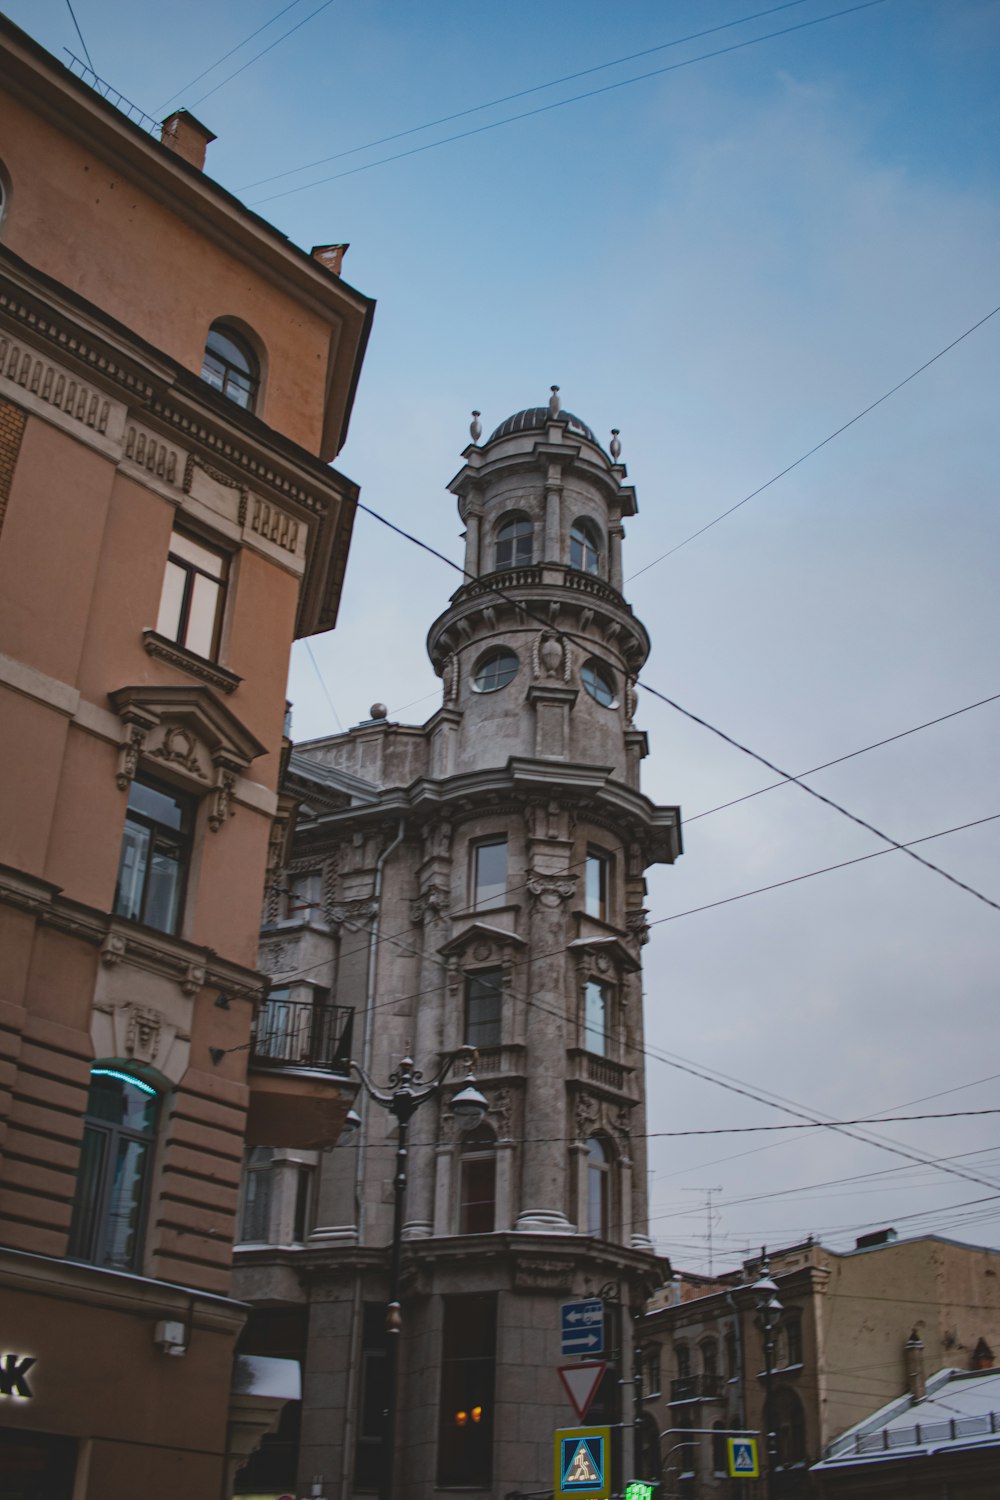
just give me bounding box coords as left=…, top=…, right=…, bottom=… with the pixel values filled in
left=640, top=1233, right=1000, bottom=1499
left=0, top=20, right=372, bottom=1497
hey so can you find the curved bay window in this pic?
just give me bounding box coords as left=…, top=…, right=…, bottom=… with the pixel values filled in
left=494, top=514, right=533, bottom=570
left=586, top=1135, right=611, bottom=1238
left=69, top=1067, right=159, bottom=1271
left=459, top=1123, right=497, bottom=1234
left=201, top=321, right=259, bottom=410
left=570, top=518, right=601, bottom=574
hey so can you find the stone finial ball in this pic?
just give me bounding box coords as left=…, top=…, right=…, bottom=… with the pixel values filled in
left=370, top=703, right=388, bottom=720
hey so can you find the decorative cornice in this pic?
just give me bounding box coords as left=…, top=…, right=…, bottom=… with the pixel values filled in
left=142, top=631, right=242, bottom=694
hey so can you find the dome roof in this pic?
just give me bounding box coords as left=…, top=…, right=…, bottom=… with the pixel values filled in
left=488, top=407, right=596, bottom=444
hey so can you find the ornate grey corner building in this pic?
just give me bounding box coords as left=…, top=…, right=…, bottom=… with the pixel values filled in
left=235, top=396, right=683, bottom=1498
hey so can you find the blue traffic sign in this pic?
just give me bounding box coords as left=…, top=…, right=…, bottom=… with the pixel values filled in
left=555, top=1426, right=611, bottom=1499
left=560, top=1300, right=605, bottom=1356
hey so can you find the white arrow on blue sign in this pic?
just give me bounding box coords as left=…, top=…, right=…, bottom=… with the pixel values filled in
left=561, top=1300, right=605, bottom=1357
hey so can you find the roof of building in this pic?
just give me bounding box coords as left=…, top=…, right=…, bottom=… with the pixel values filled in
left=815, top=1367, right=1000, bottom=1471
left=488, top=407, right=596, bottom=444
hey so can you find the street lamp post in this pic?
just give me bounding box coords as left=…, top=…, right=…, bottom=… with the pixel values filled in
left=344, top=1046, right=488, bottom=1500
left=752, top=1254, right=783, bottom=1500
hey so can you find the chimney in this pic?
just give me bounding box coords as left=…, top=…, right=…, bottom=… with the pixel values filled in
left=160, top=110, right=217, bottom=171
left=311, top=244, right=350, bottom=276
left=905, top=1329, right=926, bottom=1402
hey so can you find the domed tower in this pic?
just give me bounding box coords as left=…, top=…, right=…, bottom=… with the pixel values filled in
left=239, top=394, right=683, bottom=1500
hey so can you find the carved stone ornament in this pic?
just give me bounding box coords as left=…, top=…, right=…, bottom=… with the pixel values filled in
left=512, top=1255, right=576, bottom=1292
left=532, top=631, right=570, bottom=682
left=527, top=872, right=577, bottom=909
left=181, top=962, right=206, bottom=996
left=209, top=767, right=237, bottom=832
left=625, top=676, right=638, bottom=726
left=612, top=1105, right=633, bottom=1166
left=100, top=933, right=128, bottom=967
left=626, top=909, right=651, bottom=946
left=410, top=886, right=449, bottom=926
left=258, top=942, right=287, bottom=976
left=594, top=951, right=611, bottom=975
left=444, top=652, right=460, bottom=703
left=490, top=1087, right=513, bottom=1138
left=150, top=723, right=207, bottom=781
left=125, top=1004, right=162, bottom=1066
left=473, top=940, right=493, bottom=963
left=328, top=897, right=379, bottom=931
left=575, top=1091, right=600, bottom=1142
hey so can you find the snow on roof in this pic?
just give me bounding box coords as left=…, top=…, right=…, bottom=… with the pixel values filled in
left=815, top=1367, right=1000, bottom=1469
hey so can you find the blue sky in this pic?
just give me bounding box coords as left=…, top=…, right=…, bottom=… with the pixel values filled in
left=13, top=0, right=1000, bottom=1271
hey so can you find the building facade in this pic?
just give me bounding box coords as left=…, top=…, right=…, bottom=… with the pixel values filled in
left=233, top=394, right=682, bottom=1498
left=0, top=21, right=372, bottom=1497
left=640, top=1233, right=1000, bottom=1499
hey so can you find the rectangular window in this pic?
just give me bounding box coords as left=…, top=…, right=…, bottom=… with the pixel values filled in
left=584, top=979, right=610, bottom=1056
left=68, top=1070, right=158, bottom=1272
left=238, top=1147, right=275, bottom=1243
left=584, top=850, right=611, bottom=921
left=645, top=1344, right=662, bottom=1396
left=471, top=838, right=507, bottom=911
left=156, top=528, right=228, bottom=660
left=113, top=776, right=192, bottom=935
left=354, top=1303, right=389, bottom=1492
left=287, top=869, right=322, bottom=917
left=437, top=1294, right=497, bottom=1488
left=465, top=968, right=502, bottom=1049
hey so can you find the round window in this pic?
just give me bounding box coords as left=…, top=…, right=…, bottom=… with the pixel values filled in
left=581, top=659, right=617, bottom=708
left=473, top=648, right=519, bottom=693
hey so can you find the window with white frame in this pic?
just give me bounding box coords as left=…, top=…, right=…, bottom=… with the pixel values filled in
left=494, top=514, right=533, bottom=570
left=156, top=528, right=228, bottom=660
left=201, top=322, right=260, bottom=410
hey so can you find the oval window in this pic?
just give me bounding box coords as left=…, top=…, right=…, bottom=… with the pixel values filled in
left=473, top=648, right=519, bottom=693
left=581, top=659, right=617, bottom=708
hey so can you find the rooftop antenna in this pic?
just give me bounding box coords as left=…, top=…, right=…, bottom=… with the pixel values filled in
left=684, top=1186, right=723, bottom=1276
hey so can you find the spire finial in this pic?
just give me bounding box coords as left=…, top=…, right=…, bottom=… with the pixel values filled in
left=610, top=428, right=622, bottom=460
left=470, top=410, right=482, bottom=443
left=548, top=385, right=561, bottom=418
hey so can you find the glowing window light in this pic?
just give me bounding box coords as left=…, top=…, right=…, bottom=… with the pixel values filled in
left=91, top=1067, right=157, bottom=1097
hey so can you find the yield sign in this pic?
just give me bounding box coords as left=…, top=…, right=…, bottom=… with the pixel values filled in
left=557, top=1362, right=606, bottom=1422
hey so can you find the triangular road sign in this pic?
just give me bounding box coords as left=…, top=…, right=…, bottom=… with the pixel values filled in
left=565, top=1439, right=600, bottom=1486
left=557, top=1362, right=606, bottom=1422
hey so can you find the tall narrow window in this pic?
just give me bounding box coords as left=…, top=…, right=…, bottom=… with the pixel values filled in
left=494, top=515, right=533, bottom=570
left=570, top=518, right=601, bottom=574
left=287, top=869, right=322, bottom=917
left=201, top=322, right=259, bottom=410
left=354, top=1303, right=389, bottom=1492
left=584, top=979, right=610, bottom=1056
left=238, top=1146, right=275, bottom=1243
left=472, top=838, right=507, bottom=910
left=459, top=1123, right=497, bottom=1234
left=586, top=1136, right=610, bottom=1238
left=437, top=1294, right=497, bottom=1487
left=584, top=850, right=610, bottom=920
left=113, top=775, right=192, bottom=935
left=69, top=1068, right=159, bottom=1271
left=156, top=528, right=228, bottom=660
left=465, top=969, right=502, bottom=1049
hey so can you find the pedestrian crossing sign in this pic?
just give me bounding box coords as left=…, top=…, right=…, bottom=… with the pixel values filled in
left=727, top=1437, right=760, bottom=1478
left=555, top=1426, right=611, bottom=1499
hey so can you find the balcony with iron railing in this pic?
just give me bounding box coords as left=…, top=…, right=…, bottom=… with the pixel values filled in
left=245, top=997, right=357, bottom=1150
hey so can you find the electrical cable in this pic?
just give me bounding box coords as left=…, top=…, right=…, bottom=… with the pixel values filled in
left=249, top=0, right=896, bottom=205
left=686, top=692, right=1000, bottom=822
left=304, top=639, right=344, bottom=732
left=239, top=0, right=817, bottom=190
left=627, top=303, right=1000, bottom=581
left=188, top=0, right=338, bottom=112
left=64, top=0, right=95, bottom=74
left=157, top=0, right=308, bottom=111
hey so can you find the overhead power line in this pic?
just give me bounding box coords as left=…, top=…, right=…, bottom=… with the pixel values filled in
left=157, top=0, right=308, bottom=112
left=64, top=0, right=95, bottom=74
left=627, top=303, right=1000, bottom=580
left=686, top=691, right=1000, bottom=822
left=250, top=0, right=896, bottom=205
left=188, top=0, right=338, bottom=112
left=240, top=0, right=817, bottom=191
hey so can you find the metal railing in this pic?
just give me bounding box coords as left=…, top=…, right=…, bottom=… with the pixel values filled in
left=64, top=52, right=161, bottom=136
left=250, top=998, right=354, bottom=1074
left=827, top=1408, right=1000, bottom=1458
left=670, top=1373, right=726, bottom=1402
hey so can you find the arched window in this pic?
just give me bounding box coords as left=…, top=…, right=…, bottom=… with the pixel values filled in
left=494, top=514, right=533, bottom=570
left=201, top=321, right=260, bottom=410
left=774, top=1388, right=807, bottom=1468
left=782, top=1311, right=803, bottom=1367
left=586, top=1135, right=611, bottom=1238
left=459, top=1123, right=497, bottom=1234
left=570, top=518, right=601, bottom=575
left=68, top=1067, right=159, bottom=1271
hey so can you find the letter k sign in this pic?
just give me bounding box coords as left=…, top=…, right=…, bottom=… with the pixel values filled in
left=0, top=1354, right=36, bottom=1397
